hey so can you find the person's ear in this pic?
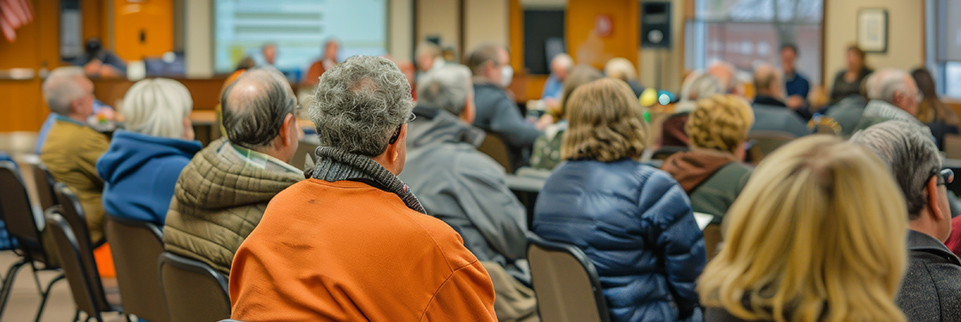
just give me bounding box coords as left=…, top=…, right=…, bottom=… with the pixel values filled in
left=460, top=96, right=476, bottom=124
left=280, top=113, right=295, bottom=147
left=928, top=176, right=947, bottom=221
left=183, top=117, right=195, bottom=141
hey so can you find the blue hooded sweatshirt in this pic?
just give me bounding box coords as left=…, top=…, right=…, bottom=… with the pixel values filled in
left=97, top=130, right=202, bottom=226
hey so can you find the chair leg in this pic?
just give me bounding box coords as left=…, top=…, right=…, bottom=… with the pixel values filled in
left=32, top=272, right=65, bottom=322
left=73, top=309, right=80, bottom=322
left=0, top=259, right=27, bottom=315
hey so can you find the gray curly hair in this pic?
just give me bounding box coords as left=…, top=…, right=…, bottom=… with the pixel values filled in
left=310, top=55, right=414, bottom=157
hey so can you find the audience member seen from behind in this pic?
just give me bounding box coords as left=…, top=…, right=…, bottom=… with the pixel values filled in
left=604, top=57, right=644, bottom=97
left=661, top=94, right=754, bottom=223
left=707, top=61, right=743, bottom=96
left=97, top=79, right=201, bottom=226
left=912, top=67, right=960, bottom=149
left=415, top=41, right=445, bottom=74
left=541, top=53, right=574, bottom=103
left=529, top=65, right=603, bottom=171
left=851, top=68, right=930, bottom=136
left=468, top=43, right=550, bottom=171
left=75, top=37, right=127, bottom=77
left=850, top=121, right=961, bottom=322
left=661, top=73, right=723, bottom=148
left=400, top=64, right=537, bottom=322
left=829, top=45, right=873, bottom=103
left=229, top=56, right=497, bottom=321
left=825, top=71, right=873, bottom=137
left=303, top=39, right=340, bottom=87
left=750, top=63, right=810, bottom=137
left=698, top=135, right=907, bottom=322
left=533, top=78, right=706, bottom=322
left=40, top=66, right=111, bottom=243
left=163, top=67, right=304, bottom=276
left=779, top=44, right=810, bottom=111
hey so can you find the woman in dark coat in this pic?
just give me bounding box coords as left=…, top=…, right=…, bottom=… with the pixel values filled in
left=533, top=78, right=706, bottom=322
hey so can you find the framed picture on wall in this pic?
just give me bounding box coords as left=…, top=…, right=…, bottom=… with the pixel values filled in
left=858, top=8, right=888, bottom=53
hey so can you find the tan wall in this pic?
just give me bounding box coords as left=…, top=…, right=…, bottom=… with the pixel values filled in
left=391, top=0, right=414, bottom=61
left=416, top=0, right=461, bottom=51
left=464, top=0, right=510, bottom=52
left=823, top=0, right=924, bottom=86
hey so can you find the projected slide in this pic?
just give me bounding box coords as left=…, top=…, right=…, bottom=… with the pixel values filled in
left=213, top=0, right=387, bottom=74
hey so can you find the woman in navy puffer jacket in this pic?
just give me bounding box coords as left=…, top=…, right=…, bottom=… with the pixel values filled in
left=533, top=79, right=707, bottom=322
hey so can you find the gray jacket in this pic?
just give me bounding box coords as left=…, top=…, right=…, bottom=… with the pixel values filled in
left=472, top=82, right=542, bottom=170
left=400, top=105, right=531, bottom=284
left=853, top=100, right=933, bottom=138
left=896, top=230, right=961, bottom=322
left=750, top=104, right=810, bottom=137
left=824, top=95, right=867, bottom=136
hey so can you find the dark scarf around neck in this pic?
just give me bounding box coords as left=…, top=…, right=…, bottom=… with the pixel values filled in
left=308, top=146, right=426, bottom=214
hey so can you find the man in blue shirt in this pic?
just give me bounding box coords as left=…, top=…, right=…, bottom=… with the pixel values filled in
left=541, top=53, right=573, bottom=103
left=781, top=43, right=811, bottom=119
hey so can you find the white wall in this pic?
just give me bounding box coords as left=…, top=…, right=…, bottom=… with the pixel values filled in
left=823, top=0, right=924, bottom=86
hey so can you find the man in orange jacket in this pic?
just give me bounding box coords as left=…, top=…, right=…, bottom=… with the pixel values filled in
left=229, top=55, right=498, bottom=322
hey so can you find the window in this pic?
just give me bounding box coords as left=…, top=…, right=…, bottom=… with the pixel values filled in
left=685, top=0, right=823, bottom=84
left=213, top=0, right=388, bottom=75
left=927, top=0, right=961, bottom=98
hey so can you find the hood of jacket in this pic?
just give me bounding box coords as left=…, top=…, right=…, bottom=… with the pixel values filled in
left=408, top=105, right=485, bottom=149
left=175, top=138, right=304, bottom=210
left=661, top=149, right=736, bottom=193
left=97, top=130, right=202, bottom=183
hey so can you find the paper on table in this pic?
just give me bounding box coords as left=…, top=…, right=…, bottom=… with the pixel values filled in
left=693, top=212, right=714, bottom=230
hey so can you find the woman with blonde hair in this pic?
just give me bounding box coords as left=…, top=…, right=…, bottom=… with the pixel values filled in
left=533, top=78, right=706, bottom=322
left=662, top=94, right=754, bottom=222
left=699, top=135, right=908, bottom=322
left=97, top=78, right=201, bottom=225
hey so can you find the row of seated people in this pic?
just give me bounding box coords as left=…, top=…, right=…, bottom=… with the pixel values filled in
left=26, top=45, right=960, bottom=322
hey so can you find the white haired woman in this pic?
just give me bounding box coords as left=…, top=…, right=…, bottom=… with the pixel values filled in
left=96, top=78, right=200, bottom=225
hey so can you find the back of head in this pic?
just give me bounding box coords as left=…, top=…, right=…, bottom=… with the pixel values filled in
left=850, top=121, right=940, bottom=218
left=911, top=67, right=938, bottom=99
left=603, top=58, right=637, bottom=81
left=562, top=78, right=648, bottom=162
left=707, top=61, right=738, bottom=94
left=415, top=42, right=442, bottom=60
left=681, top=73, right=722, bottom=102
left=221, top=67, right=296, bottom=149
left=752, top=63, right=781, bottom=97
left=686, top=94, right=754, bottom=154
left=699, top=135, right=907, bottom=322
left=122, top=78, right=193, bottom=139
left=42, top=67, right=88, bottom=116
left=466, top=43, right=502, bottom=76
left=311, top=55, right=414, bottom=157
left=416, top=64, right=473, bottom=116
left=558, top=65, right=603, bottom=117
left=871, top=68, right=912, bottom=103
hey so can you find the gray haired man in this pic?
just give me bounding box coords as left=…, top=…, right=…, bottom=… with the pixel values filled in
left=852, top=68, right=930, bottom=136
left=850, top=120, right=961, bottom=321
left=400, top=64, right=539, bottom=321
left=164, top=67, right=304, bottom=276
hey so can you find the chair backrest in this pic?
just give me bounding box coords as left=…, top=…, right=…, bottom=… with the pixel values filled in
left=703, top=223, right=723, bottom=261
left=478, top=132, right=513, bottom=173
left=46, top=211, right=108, bottom=319
left=159, top=252, right=231, bottom=322
left=747, top=131, right=797, bottom=164
left=527, top=234, right=611, bottom=322
left=0, top=161, right=50, bottom=264
left=106, top=215, right=169, bottom=322
left=53, top=183, right=110, bottom=307
left=30, top=162, right=58, bottom=212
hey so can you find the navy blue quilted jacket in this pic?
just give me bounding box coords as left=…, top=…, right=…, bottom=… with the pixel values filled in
left=533, top=159, right=706, bottom=322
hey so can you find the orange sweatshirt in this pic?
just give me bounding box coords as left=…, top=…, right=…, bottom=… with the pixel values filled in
left=229, top=179, right=498, bottom=321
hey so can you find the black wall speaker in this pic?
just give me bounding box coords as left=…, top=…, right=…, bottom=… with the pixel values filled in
left=641, top=2, right=672, bottom=49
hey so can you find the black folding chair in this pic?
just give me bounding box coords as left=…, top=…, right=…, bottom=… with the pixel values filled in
left=30, top=162, right=59, bottom=213
left=46, top=211, right=122, bottom=322
left=106, top=214, right=169, bottom=322
left=159, top=252, right=231, bottom=322
left=53, top=183, right=105, bottom=250
left=0, top=161, right=64, bottom=321
left=527, top=234, right=612, bottom=322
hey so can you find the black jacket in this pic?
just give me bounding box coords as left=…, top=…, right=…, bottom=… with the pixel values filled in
left=897, top=230, right=961, bottom=322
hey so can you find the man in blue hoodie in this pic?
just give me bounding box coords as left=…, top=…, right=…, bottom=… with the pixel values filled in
left=97, top=78, right=202, bottom=226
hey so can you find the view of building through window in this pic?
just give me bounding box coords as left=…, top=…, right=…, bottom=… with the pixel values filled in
left=686, top=0, right=823, bottom=84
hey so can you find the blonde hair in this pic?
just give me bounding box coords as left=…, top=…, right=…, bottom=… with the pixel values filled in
left=604, top=57, right=637, bottom=81
left=686, top=95, right=755, bottom=154
left=562, top=78, right=648, bottom=161
left=698, top=135, right=907, bottom=322
left=122, top=78, right=193, bottom=139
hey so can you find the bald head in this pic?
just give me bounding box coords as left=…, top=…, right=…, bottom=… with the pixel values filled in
left=708, top=62, right=738, bottom=94
left=221, top=67, right=297, bottom=149
left=753, top=63, right=783, bottom=99
left=872, top=68, right=920, bottom=115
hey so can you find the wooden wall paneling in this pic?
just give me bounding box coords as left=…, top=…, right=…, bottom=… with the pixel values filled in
left=0, top=0, right=60, bottom=133
left=113, top=0, right=174, bottom=60
left=566, top=0, right=639, bottom=70
left=92, top=77, right=229, bottom=113
left=509, top=0, right=524, bottom=72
